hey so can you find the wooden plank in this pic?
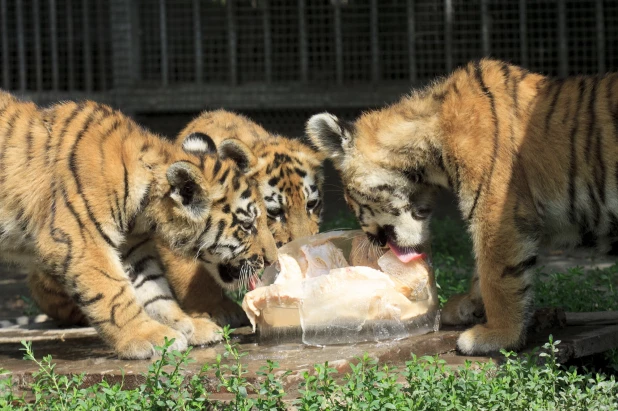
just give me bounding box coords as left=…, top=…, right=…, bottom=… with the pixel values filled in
left=566, top=311, right=618, bottom=326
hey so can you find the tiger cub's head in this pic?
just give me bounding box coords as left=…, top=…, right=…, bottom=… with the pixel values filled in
left=251, top=138, right=325, bottom=247
left=305, top=104, right=447, bottom=262
left=155, top=132, right=277, bottom=290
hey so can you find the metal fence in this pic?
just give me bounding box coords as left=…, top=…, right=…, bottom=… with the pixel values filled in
left=1, top=0, right=618, bottom=113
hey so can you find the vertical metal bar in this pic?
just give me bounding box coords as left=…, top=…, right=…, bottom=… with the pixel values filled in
left=193, top=0, right=203, bottom=83
left=67, top=0, right=75, bottom=90
left=518, top=0, right=528, bottom=67
left=16, top=0, right=26, bottom=91
left=481, top=0, right=489, bottom=56
left=298, top=0, right=308, bottom=83
left=159, top=0, right=168, bottom=86
left=444, top=0, right=453, bottom=73
left=1, top=0, right=10, bottom=90
left=407, top=0, right=417, bottom=83
left=370, top=0, right=379, bottom=83
left=96, top=0, right=107, bottom=90
left=334, top=1, right=343, bottom=85
left=596, top=0, right=606, bottom=74
left=263, top=0, right=272, bottom=83
left=49, top=0, right=59, bottom=90
left=33, top=0, right=43, bottom=91
left=558, top=0, right=567, bottom=77
left=227, top=0, right=237, bottom=85
left=83, top=0, right=93, bottom=92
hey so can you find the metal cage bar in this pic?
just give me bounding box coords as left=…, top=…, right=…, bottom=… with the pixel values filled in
left=558, top=0, right=568, bottom=77
left=481, top=0, right=489, bottom=56
left=596, top=0, right=606, bottom=74
left=159, top=0, right=168, bottom=86
left=334, top=1, right=343, bottom=85
left=16, top=0, right=26, bottom=91
left=83, top=0, right=93, bottom=92
left=298, top=0, right=308, bottom=83
left=407, top=0, right=417, bottom=83
left=519, top=0, right=528, bottom=67
left=33, top=0, right=43, bottom=91
left=49, top=0, right=59, bottom=91
left=192, top=0, right=202, bottom=84
left=263, top=0, right=272, bottom=83
left=66, top=0, right=75, bottom=90
left=370, top=0, right=379, bottom=83
left=1, top=0, right=9, bottom=90
left=445, top=0, right=453, bottom=72
left=227, top=0, right=237, bottom=86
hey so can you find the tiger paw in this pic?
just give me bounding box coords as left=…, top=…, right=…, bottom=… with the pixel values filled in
left=188, top=317, right=223, bottom=346
left=115, top=322, right=188, bottom=360
left=207, top=297, right=250, bottom=328
left=441, top=293, right=486, bottom=326
left=456, top=324, right=524, bottom=355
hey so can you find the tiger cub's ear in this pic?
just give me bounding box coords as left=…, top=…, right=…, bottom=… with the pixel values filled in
left=217, top=138, right=257, bottom=174
left=305, top=112, right=353, bottom=163
left=167, top=161, right=209, bottom=217
left=181, top=132, right=217, bottom=157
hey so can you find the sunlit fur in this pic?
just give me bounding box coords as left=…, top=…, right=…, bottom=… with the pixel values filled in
left=154, top=110, right=325, bottom=322
left=307, top=59, right=618, bottom=355
left=0, top=92, right=276, bottom=359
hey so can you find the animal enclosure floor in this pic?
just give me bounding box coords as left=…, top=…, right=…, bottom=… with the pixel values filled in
left=1, top=246, right=617, bottom=400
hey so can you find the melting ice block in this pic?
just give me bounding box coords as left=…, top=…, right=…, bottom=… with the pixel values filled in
left=242, top=230, right=439, bottom=345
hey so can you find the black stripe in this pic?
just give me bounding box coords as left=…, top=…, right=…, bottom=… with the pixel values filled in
left=68, top=109, right=117, bottom=247
left=568, top=78, right=586, bottom=223
left=134, top=274, right=165, bottom=289
left=467, top=62, right=500, bottom=221
left=517, top=284, right=533, bottom=298
left=218, top=168, right=230, bottom=184
left=123, top=160, right=129, bottom=220
left=131, top=256, right=156, bottom=278
left=207, top=220, right=226, bottom=251
left=595, top=129, right=606, bottom=204
left=77, top=292, right=104, bottom=307
left=545, top=80, right=563, bottom=132
left=122, top=237, right=151, bottom=259
left=0, top=109, right=22, bottom=185
left=92, top=267, right=126, bottom=283
left=143, top=295, right=174, bottom=307
left=585, top=78, right=597, bottom=162
left=55, top=102, right=86, bottom=161
left=607, top=75, right=618, bottom=142
left=114, top=192, right=124, bottom=230
left=26, top=117, right=34, bottom=163
left=60, top=185, right=90, bottom=242
left=48, top=183, right=73, bottom=277
left=588, top=183, right=600, bottom=229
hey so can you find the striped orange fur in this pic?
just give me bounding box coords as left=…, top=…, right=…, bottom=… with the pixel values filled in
left=156, top=110, right=324, bottom=322
left=306, top=59, right=618, bottom=355
left=0, top=92, right=276, bottom=358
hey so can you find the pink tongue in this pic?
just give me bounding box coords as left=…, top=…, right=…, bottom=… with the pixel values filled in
left=388, top=242, right=423, bottom=263
left=248, top=276, right=257, bottom=291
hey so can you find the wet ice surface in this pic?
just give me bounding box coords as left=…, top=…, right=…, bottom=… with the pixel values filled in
left=242, top=230, right=440, bottom=346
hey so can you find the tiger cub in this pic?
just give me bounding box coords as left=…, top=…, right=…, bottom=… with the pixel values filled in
left=0, top=92, right=276, bottom=359
left=156, top=110, right=325, bottom=324
left=306, top=59, right=618, bottom=355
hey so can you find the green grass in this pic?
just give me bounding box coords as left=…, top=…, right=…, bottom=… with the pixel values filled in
left=2, top=329, right=617, bottom=410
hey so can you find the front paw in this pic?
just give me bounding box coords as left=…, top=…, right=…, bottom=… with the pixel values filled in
left=457, top=324, right=524, bottom=355
left=189, top=317, right=223, bottom=346
left=115, top=321, right=188, bottom=359
left=441, top=293, right=486, bottom=326
left=208, top=297, right=250, bottom=328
